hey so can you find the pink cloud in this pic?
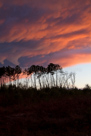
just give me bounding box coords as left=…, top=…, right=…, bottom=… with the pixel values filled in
left=0, top=0, right=91, bottom=68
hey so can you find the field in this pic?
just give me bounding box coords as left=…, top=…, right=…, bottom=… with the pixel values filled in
left=0, top=86, right=91, bottom=136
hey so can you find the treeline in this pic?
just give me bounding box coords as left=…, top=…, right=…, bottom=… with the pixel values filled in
left=0, top=63, right=75, bottom=89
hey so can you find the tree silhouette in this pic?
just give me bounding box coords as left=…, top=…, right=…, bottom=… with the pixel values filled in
left=5, top=66, right=15, bottom=84
left=0, top=67, right=6, bottom=85
left=14, top=65, right=22, bottom=86
left=47, top=63, right=61, bottom=73
left=0, top=63, right=75, bottom=89
left=46, top=63, right=62, bottom=87
left=26, top=65, right=46, bottom=88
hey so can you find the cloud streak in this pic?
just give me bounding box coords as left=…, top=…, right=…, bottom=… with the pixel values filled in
left=0, top=0, right=91, bottom=68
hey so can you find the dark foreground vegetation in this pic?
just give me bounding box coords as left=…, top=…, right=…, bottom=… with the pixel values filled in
left=0, top=85, right=91, bottom=136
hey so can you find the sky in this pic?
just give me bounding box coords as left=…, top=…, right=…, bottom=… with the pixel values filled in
left=0, top=0, right=91, bottom=88
left=64, top=63, right=91, bottom=88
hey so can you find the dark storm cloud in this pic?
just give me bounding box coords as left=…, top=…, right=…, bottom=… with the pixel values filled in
left=18, top=47, right=91, bottom=68
left=0, top=59, right=16, bottom=67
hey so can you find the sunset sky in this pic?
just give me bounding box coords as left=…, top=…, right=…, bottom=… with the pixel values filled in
left=0, top=0, right=91, bottom=88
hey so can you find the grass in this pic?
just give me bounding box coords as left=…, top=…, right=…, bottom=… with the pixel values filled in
left=0, top=85, right=91, bottom=136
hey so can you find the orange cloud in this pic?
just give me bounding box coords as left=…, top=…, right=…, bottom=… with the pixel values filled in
left=0, top=0, right=91, bottom=68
